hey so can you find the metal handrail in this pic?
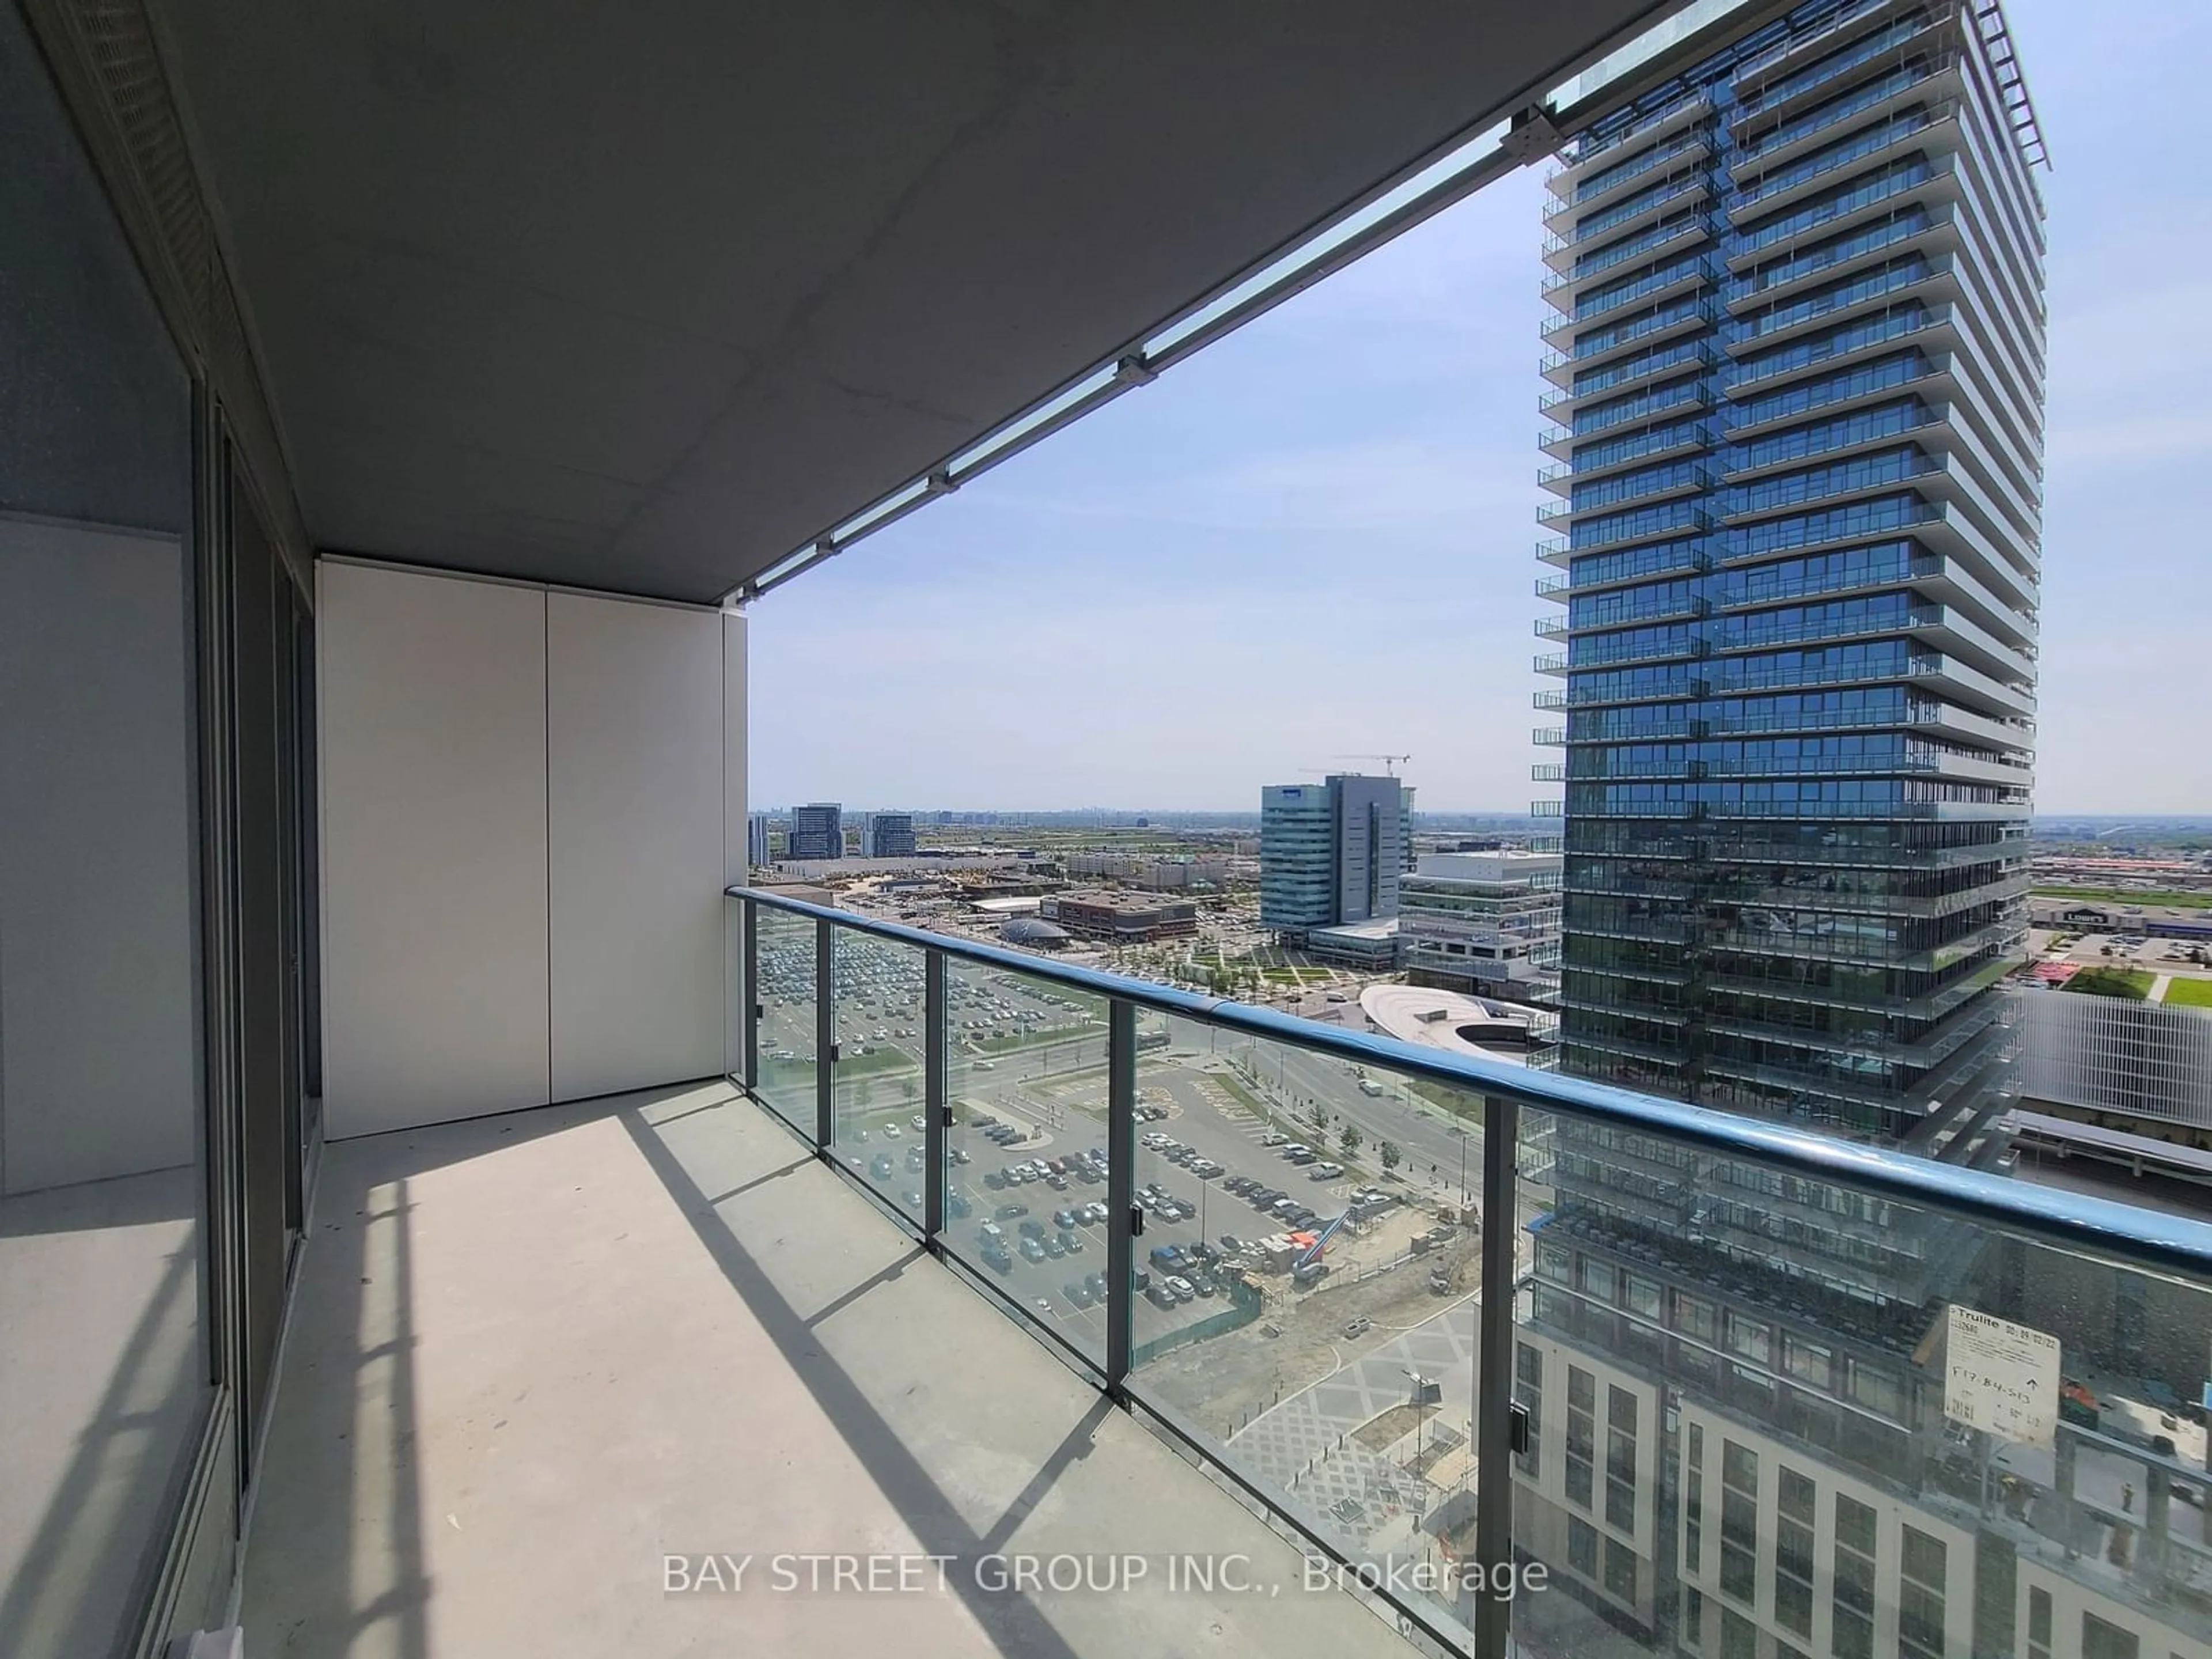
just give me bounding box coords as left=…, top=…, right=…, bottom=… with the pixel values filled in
left=732, top=886, right=2212, bottom=1281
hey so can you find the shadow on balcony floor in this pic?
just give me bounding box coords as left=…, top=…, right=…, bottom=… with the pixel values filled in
left=241, top=1080, right=1414, bottom=1657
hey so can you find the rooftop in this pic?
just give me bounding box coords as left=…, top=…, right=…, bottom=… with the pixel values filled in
left=1358, top=983, right=1547, bottom=1064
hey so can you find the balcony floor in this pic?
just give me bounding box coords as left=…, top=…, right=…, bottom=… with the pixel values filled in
left=243, top=1081, right=1412, bottom=1658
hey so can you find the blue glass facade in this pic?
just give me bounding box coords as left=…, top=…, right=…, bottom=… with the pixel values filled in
left=1259, top=775, right=1415, bottom=941
left=1536, top=0, right=2044, bottom=1149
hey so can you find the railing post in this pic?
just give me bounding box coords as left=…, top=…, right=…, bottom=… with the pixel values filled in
left=815, top=917, right=834, bottom=1150
left=741, top=895, right=759, bottom=1093
left=1474, top=1092, right=1521, bottom=1659
left=924, top=949, right=947, bottom=1242
left=1105, top=998, right=1137, bottom=1399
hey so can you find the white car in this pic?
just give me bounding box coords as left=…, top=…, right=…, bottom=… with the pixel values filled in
left=883, top=1124, right=901, bottom=1139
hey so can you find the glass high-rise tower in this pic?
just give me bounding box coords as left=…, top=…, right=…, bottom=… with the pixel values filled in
left=1535, top=0, right=2046, bottom=1157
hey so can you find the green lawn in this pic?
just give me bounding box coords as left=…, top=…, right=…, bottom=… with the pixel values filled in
left=2034, top=886, right=2212, bottom=910
left=2161, top=978, right=2212, bottom=1009
left=2065, top=967, right=2156, bottom=1001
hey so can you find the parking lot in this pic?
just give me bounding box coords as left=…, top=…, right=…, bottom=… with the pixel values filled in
left=745, top=931, right=1485, bottom=1380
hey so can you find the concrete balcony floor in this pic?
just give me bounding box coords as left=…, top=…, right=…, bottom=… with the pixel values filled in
left=243, top=1081, right=1416, bottom=1657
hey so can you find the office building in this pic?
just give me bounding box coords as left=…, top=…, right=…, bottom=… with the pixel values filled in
left=2017, top=989, right=2212, bottom=1147
left=747, top=811, right=774, bottom=868
left=864, top=811, right=917, bottom=858
left=1536, top=0, right=2046, bottom=1156
left=1260, top=774, right=1414, bottom=944
left=1401, top=851, right=1564, bottom=1005
left=1306, top=916, right=1404, bottom=971
left=787, top=802, right=844, bottom=861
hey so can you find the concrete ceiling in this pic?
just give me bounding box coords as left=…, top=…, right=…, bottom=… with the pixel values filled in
left=151, top=0, right=1671, bottom=603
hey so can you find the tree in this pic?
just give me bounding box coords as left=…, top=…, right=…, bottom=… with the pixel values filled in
left=1339, top=1124, right=1362, bottom=1157
left=1379, top=1139, right=1402, bottom=1174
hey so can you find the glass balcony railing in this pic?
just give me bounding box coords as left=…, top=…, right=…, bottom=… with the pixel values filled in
left=729, top=888, right=2212, bottom=1659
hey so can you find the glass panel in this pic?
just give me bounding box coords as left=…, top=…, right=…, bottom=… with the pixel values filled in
left=1513, top=1098, right=2212, bottom=1659
left=827, top=930, right=927, bottom=1225
left=1127, top=1016, right=1492, bottom=1649
left=941, top=959, right=1110, bottom=1367
left=752, top=909, right=819, bottom=1132
left=1, top=5, right=208, bottom=1650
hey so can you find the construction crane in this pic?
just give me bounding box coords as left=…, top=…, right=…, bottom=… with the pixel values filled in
left=1333, top=752, right=1412, bottom=776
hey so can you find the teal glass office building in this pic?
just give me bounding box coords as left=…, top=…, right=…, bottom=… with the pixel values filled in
left=1536, top=0, right=2046, bottom=1153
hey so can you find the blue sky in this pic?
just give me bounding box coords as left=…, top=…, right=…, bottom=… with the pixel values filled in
left=750, top=0, right=2211, bottom=815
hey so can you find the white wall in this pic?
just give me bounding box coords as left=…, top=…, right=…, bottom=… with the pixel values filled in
left=319, top=560, right=751, bottom=1138
left=318, top=562, right=551, bottom=1138
left=546, top=592, right=724, bottom=1103
left=0, top=519, right=198, bottom=1193
left=319, top=560, right=744, bottom=1138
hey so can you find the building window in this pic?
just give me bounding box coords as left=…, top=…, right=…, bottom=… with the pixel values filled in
left=1567, top=1365, right=1597, bottom=1511
left=1775, top=1573, right=1813, bottom=1638
left=1570, top=1516, right=1599, bottom=1577
left=1682, top=1586, right=1705, bottom=1650
left=1676, top=1291, right=1718, bottom=1341
left=1607, top=1385, right=1639, bottom=1534
left=1725, top=1313, right=1770, bottom=1365
left=2026, top=1586, right=2052, bottom=1659
left=2081, top=1611, right=2138, bottom=1659
left=1784, top=1335, right=1832, bottom=1387
left=1846, top=1358, right=1902, bottom=1417
left=1515, top=1342, right=1543, bottom=1479
left=1684, top=1427, right=1704, bottom=1574
left=1605, top=1536, right=1638, bottom=1602
left=1899, top=1525, right=1946, bottom=1659
left=1834, top=1489, right=1878, bottom=1659
left=1718, top=1440, right=1757, bottom=1605
left=1627, top=1275, right=1662, bottom=1319
left=1721, top=1607, right=1758, bottom=1659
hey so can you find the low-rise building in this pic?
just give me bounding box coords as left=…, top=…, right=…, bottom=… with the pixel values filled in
left=1305, top=916, right=1402, bottom=971
left=1043, top=891, right=1198, bottom=942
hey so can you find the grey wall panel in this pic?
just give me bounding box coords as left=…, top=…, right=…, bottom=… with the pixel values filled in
left=0, top=518, right=197, bottom=1192
left=546, top=592, right=723, bottom=1103
left=318, top=562, right=549, bottom=1137
left=723, top=611, right=748, bottom=1078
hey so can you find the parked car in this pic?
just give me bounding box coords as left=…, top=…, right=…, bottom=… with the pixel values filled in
left=996, top=1203, right=1029, bottom=1221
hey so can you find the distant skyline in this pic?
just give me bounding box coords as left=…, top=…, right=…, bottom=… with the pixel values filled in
left=748, top=0, right=2212, bottom=815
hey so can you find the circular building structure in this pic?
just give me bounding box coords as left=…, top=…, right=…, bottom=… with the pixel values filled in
left=999, top=916, right=1073, bottom=951
left=1357, top=983, right=1552, bottom=1066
